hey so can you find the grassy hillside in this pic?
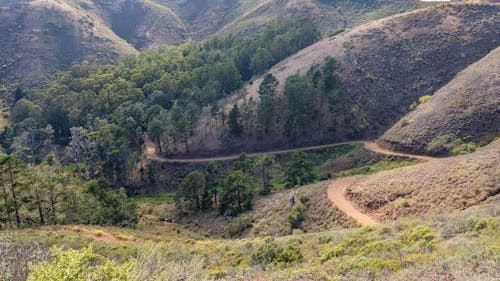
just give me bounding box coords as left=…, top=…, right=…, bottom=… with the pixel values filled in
left=184, top=3, right=499, bottom=155
left=346, top=139, right=500, bottom=222
left=378, top=47, right=500, bottom=155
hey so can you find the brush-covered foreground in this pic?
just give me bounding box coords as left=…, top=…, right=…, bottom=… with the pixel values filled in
left=2, top=198, right=499, bottom=281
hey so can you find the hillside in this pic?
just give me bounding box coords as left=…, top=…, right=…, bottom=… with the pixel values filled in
left=0, top=0, right=425, bottom=95
left=0, top=0, right=136, bottom=94
left=378, top=47, right=500, bottom=155
left=346, top=139, right=500, bottom=222
left=212, top=0, right=425, bottom=39
left=183, top=3, right=499, bottom=156
left=152, top=0, right=425, bottom=40
left=88, top=0, right=188, bottom=49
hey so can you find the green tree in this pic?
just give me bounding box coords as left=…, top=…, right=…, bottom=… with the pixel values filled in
left=285, top=152, right=315, bottom=187
left=219, top=170, right=254, bottom=216
left=250, top=48, right=274, bottom=74
left=175, top=171, right=206, bottom=211
left=257, top=74, right=278, bottom=135
left=320, top=57, right=339, bottom=91
left=147, top=118, right=165, bottom=152
left=205, top=161, right=222, bottom=208
left=0, top=156, right=26, bottom=228
left=255, top=155, right=275, bottom=195
left=228, top=104, right=242, bottom=136
left=283, top=74, right=317, bottom=141
left=80, top=179, right=136, bottom=225
left=233, top=153, right=253, bottom=176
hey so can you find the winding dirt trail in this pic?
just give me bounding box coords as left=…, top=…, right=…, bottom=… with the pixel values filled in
left=326, top=143, right=438, bottom=226
left=145, top=138, right=436, bottom=163
left=327, top=176, right=379, bottom=226
left=363, top=141, right=437, bottom=161
left=144, top=137, right=365, bottom=163
left=145, top=137, right=438, bottom=226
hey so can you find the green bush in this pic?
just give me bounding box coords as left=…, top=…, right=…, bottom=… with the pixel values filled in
left=400, top=225, right=436, bottom=251
left=318, top=235, right=333, bottom=244
left=276, top=245, right=303, bottom=263
left=227, top=214, right=255, bottom=237
left=299, top=195, right=310, bottom=205
left=449, top=142, right=478, bottom=156
left=252, top=241, right=303, bottom=265
left=321, top=244, right=345, bottom=262
left=425, top=134, right=460, bottom=155
left=418, top=95, right=432, bottom=104
left=288, top=203, right=307, bottom=229
left=28, top=246, right=134, bottom=281
left=252, top=241, right=280, bottom=265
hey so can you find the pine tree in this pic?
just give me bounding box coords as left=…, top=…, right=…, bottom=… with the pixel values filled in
left=229, top=104, right=242, bottom=136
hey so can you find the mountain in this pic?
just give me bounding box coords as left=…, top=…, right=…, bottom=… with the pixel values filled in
left=378, top=47, right=500, bottom=155
left=0, top=0, right=135, bottom=94
left=0, top=0, right=425, bottom=96
left=183, top=3, right=499, bottom=155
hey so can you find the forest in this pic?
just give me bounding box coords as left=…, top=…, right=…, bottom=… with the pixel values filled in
left=0, top=19, right=340, bottom=228
left=2, top=19, right=320, bottom=186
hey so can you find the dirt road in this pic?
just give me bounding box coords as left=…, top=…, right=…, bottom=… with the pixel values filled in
left=326, top=143, right=438, bottom=226
left=145, top=138, right=437, bottom=163
left=144, top=137, right=364, bottom=163
left=145, top=137, right=438, bottom=226
left=327, top=176, right=379, bottom=226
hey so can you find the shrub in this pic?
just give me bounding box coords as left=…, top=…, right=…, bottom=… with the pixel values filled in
left=252, top=241, right=280, bottom=265
left=409, top=101, right=419, bottom=111
left=408, top=95, right=431, bottom=111
left=299, top=195, right=310, bottom=205
left=338, top=258, right=398, bottom=275
left=28, top=243, right=210, bottom=281
left=227, top=214, right=255, bottom=237
left=288, top=203, right=307, bottom=229
left=318, top=235, right=333, bottom=244
left=401, top=225, right=436, bottom=251
left=321, top=244, right=345, bottom=262
left=252, top=241, right=303, bottom=265
left=28, top=246, right=135, bottom=281
left=400, top=118, right=409, bottom=127
left=449, top=142, right=478, bottom=156
left=276, top=245, right=303, bottom=263
left=418, top=95, right=432, bottom=104
left=424, top=134, right=459, bottom=155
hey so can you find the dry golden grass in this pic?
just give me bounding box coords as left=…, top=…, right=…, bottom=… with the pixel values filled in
left=346, top=139, right=500, bottom=221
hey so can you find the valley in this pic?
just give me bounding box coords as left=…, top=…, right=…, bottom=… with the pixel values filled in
left=0, top=0, right=499, bottom=280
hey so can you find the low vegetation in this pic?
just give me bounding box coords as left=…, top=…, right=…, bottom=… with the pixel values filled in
left=2, top=199, right=498, bottom=280
left=347, top=140, right=500, bottom=221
